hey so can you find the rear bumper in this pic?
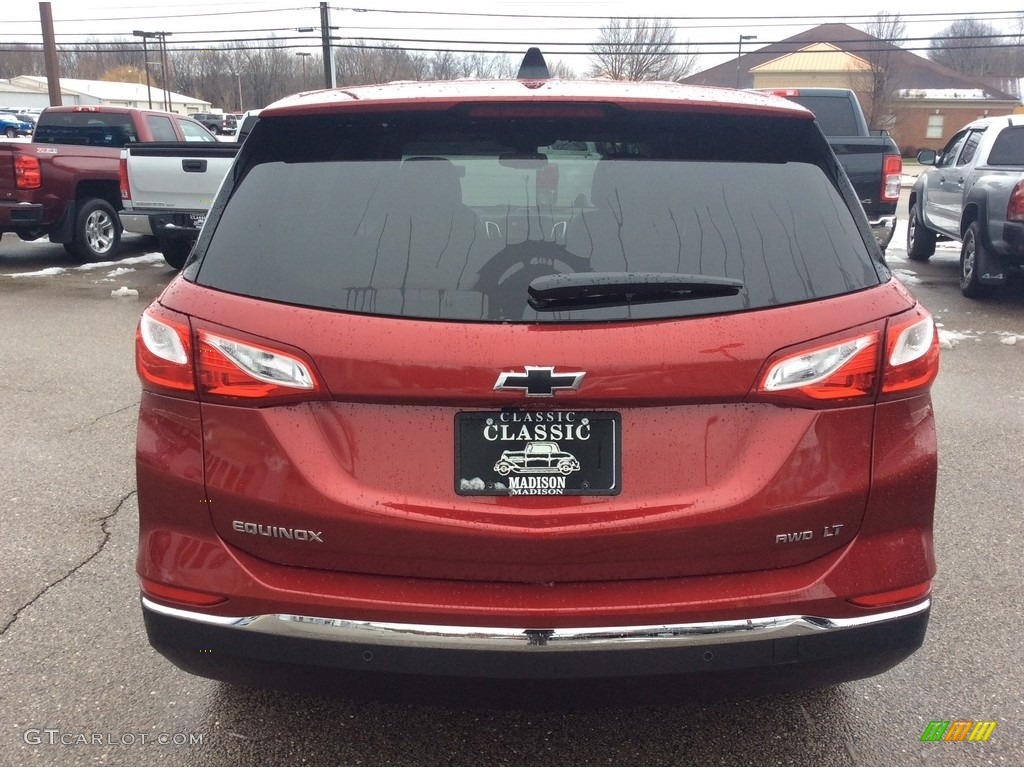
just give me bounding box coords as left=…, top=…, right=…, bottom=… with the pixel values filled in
left=869, top=214, right=897, bottom=250
left=0, top=201, right=44, bottom=230
left=120, top=210, right=205, bottom=240
left=142, top=597, right=929, bottom=703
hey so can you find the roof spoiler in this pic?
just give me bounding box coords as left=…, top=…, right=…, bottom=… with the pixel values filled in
left=517, top=47, right=551, bottom=80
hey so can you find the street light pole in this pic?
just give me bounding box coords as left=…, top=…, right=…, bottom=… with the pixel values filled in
left=133, top=30, right=155, bottom=109
left=736, top=34, right=757, bottom=88
left=296, top=52, right=311, bottom=88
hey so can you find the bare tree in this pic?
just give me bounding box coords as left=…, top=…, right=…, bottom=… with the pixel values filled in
left=588, top=17, right=697, bottom=82
left=335, top=42, right=426, bottom=86
left=0, top=43, right=46, bottom=79
left=929, top=18, right=1014, bottom=77
left=858, top=12, right=907, bottom=131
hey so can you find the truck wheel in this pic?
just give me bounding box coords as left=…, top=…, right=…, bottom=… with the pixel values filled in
left=64, top=198, right=121, bottom=261
left=906, top=204, right=936, bottom=261
left=959, top=222, right=992, bottom=299
left=159, top=239, right=194, bottom=270
left=4, top=127, right=17, bottom=138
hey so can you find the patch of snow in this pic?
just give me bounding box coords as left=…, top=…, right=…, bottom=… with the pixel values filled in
left=7, top=267, right=67, bottom=278
left=891, top=268, right=921, bottom=284
left=938, top=329, right=980, bottom=349
left=899, top=88, right=988, bottom=99
left=110, top=286, right=139, bottom=298
left=459, top=477, right=486, bottom=491
left=105, top=267, right=135, bottom=278
left=997, top=332, right=1024, bottom=346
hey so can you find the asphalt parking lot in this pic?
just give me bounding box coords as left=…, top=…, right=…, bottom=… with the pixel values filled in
left=0, top=228, right=1022, bottom=766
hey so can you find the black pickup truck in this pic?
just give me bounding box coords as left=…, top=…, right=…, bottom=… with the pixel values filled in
left=758, top=88, right=902, bottom=252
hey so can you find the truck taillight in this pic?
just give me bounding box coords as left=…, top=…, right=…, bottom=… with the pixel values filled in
left=881, top=154, right=902, bottom=203
left=14, top=155, right=41, bottom=190
left=1008, top=181, right=1024, bottom=223
left=120, top=155, right=130, bottom=200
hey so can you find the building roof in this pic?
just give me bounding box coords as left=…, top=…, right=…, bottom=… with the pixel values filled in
left=684, top=23, right=1019, bottom=102
left=749, top=43, right=871, bottom=74
left=11, top=76, right=208, bottom=106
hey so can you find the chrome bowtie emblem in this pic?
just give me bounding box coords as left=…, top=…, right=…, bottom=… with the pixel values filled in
left=494, top=366, right=585, bottom=397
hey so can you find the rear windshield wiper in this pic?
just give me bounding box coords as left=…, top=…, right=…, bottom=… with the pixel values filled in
left=527, top=272, right=744, bottom=311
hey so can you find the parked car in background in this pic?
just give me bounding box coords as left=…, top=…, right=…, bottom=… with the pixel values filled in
left=0, top=112, right=33, bottom=138
left=908, top=114, right=1024, bottom=297
left=136, top=49, right=939, bottom=706
left=755, top=88, right=902, bottom=252
left=233, top=109, right=261, bottom=142
left=0, top=105, right=216, bottom=260
left=188, top=112, right=236, bottom=135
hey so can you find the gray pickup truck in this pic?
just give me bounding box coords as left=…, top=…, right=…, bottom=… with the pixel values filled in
left=908, top=114, right=1024, bottom=297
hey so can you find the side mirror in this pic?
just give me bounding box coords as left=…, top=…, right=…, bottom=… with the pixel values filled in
left=916, top=149, right=937, bottom=165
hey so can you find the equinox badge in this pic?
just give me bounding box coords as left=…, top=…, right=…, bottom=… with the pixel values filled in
left=494, top=366, right=585, bottom=397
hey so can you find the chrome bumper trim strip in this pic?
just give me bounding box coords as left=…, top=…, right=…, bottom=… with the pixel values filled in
left=142, top=597, right=930, bottom=651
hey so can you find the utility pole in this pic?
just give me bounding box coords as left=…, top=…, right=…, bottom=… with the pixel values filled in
left=39, top=2, right=62, bottom=106
left=320, top=2, right=336, bottom=89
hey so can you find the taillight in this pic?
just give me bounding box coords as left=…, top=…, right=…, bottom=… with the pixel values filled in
left=881, top=153, right=902, bottom=203
left=14, top=154, right=41, bottom=190
left=119, top=155, right=130, bottom=201
left=881, top=309, right=939, bottom=397
left=136, top=306, right=196, bottom=396
left=197, top=331, right=318, bottom=399
left=138, top=305, right=325, bottom=403
left=758, top=330, right=881, bottom=405
left=756, top=305, right=939, bottom=407
left=1007, top=180, right=1024, bottom=223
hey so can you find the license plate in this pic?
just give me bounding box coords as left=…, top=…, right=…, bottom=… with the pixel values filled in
left=189, top=213, right=206, bottom=228
left=455, top=411, right=620, bottom=496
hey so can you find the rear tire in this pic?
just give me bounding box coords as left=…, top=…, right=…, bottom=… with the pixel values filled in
left=959, top=222, right=992, bottom=299
left=63, top=198, right=121, bottom=261
left=159, top=238, right=193, bottom=270
left=906, top=203, right=936, bottom=261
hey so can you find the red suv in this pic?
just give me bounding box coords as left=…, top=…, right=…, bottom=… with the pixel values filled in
left=135, top=51, right=939, bottom=703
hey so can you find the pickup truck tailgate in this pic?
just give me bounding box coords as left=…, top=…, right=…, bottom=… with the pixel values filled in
left=122, top=143, right=239, bottom=211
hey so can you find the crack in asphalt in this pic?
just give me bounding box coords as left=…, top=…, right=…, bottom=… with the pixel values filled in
left=0, top=489, right=136, bottom=637
left=67, top=402, right=138, bottom=433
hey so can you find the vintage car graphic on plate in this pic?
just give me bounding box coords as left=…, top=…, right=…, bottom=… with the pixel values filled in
left=494, top=441, right=581, bottom=476
left=456, top=411, right=620, bottom=496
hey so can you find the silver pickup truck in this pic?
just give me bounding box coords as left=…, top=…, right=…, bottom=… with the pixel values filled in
left=908, top=114, right=1024, bottom=297
left=119, top=142, right=240, bottom=268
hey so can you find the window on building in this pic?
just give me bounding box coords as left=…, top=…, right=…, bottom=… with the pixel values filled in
left=926, top=114, right=945, bottom=140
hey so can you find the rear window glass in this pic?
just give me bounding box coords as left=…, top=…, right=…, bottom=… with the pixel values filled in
left=193, top=109, right=880, bottom=323
left=988, top=126, right=1024, bottom=166
left=34, top=112, right=138, bottom=147
left=783, top=96, right=859, bottom=136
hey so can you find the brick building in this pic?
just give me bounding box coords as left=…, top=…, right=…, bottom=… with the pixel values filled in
left=683, top=23, right=1019, bottom=156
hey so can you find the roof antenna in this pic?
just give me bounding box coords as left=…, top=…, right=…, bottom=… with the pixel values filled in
left=517, top=47, right=551, bottom=79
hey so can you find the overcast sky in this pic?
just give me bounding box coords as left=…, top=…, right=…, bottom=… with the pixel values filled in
left=3, top=0, right=1021, bottom=73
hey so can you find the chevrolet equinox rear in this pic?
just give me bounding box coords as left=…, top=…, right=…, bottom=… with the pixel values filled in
left=135, top=51, right=939, bottom=704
